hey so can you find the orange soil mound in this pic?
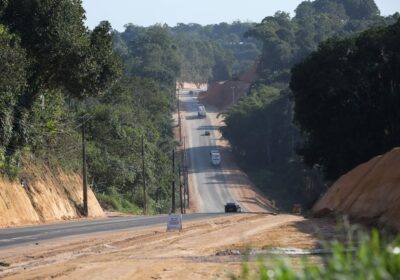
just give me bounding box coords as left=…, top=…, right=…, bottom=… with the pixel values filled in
left=199, top=80, right=251, bottom=109
left=313, top=147, right=400, bottom=230
left=198, top=66, right=258, bottom=109
left=0, top=162, right=104, bottom=227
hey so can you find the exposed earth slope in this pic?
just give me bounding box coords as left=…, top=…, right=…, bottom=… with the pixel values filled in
left=313, top=147, right=400, bottom=230
left=0, top=162, right=104, bottom=227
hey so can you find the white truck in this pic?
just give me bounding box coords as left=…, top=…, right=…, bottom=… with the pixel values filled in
left=210, top=149, right=221, bottom=166
left=198, top=105, right=206, bottom=118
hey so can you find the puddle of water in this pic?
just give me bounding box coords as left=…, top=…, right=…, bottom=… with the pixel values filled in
left=251, top=248, right=332, bottom=256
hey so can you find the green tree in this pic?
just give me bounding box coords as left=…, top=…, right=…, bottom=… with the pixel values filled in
left=0, top=25, right=27, bottom=170
left=127, top=24, right=180, bottom=87
left=0, top=0, right=121, bottom=180
left=291, top=19, right=400, bottom=179
left=335, top=0, right=380, bottom=19
left=245, top=12, right=297, bottom=73
left=84, top=77, right=174, bottom=213
left=1, top=0, right=121, bottom=99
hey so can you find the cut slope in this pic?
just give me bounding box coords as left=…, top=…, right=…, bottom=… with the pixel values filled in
left=198, top=65, right=258, bottom=109
left=313, top=147, right=400, bottom=230
left=0, top=162, right=104, bottom=227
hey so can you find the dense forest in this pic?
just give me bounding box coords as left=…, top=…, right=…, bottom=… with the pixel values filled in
left=0, top=0, right=180, bottom=214
left=171, top=22, right=261, bottom=83
left=113, top=21, right=261, bottom=85
left=221, top=0, right=399, bottom=209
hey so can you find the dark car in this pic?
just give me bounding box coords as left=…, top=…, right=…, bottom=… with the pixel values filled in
left=204, top=131, right=210, bottom=136
left=224, top=202, right=241, bottom=213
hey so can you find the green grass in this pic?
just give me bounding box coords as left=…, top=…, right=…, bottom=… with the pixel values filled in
left=95, top=190, right=141, bottom=214
left=231, top=230, right=400, bottom=279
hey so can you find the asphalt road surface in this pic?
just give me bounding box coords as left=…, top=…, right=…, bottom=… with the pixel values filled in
left=181, top=91, right=242, bottom=212
left=0, top=213, right=225, bottom=249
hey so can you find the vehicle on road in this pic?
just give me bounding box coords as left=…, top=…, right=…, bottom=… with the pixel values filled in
left=224, top=202, right=241, bottom=213
left=210, top=149, right=221, bottom=166
left=198, top=105, right=206, bottom=118
left=204, top=130, right=210, bottom=136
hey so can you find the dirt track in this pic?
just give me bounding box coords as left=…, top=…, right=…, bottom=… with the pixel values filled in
left=0, top=214, right=337, bottom=279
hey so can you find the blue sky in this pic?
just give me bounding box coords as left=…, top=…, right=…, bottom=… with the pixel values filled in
left=82, top=0, right=399, bottom=31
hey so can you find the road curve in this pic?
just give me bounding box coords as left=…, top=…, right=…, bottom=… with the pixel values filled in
left=181, top=91, right=241, bottom=213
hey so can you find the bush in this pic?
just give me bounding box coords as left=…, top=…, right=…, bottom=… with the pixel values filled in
left=96, top=189, right=141, bottom=214
left=232, top=230, right=400, bottom=279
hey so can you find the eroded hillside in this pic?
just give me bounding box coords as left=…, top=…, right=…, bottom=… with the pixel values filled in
left=313, top=148, right=400, bottom=230
left=0, top=162, right=104, bottom=227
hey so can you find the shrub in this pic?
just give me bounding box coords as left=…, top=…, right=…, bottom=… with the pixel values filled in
left=232, top=230, right=400, bottom=280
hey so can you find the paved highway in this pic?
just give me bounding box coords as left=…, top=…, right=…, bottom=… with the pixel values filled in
left=0, top=213, right=225, bottom=249
left=181, top=91, right=241, bottom=212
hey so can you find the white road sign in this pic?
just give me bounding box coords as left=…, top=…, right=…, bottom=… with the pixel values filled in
left=167, top=214, right=183, bottom=231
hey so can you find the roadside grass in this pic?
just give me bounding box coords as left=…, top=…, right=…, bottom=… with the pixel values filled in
left=246, top=168, right=307, bottom=212
left=96, top=190, right=141, bottom=214
left=231, top=229, right=400, bottom=280
left=0, top=261, right=10, bottom=267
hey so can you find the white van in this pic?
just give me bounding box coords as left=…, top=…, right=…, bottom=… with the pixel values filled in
left=210, top=149, right=221, bottom=166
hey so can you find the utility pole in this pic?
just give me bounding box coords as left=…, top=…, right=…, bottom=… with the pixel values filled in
left=177, top=89, right=182, bottom=145
left=183, top=137, right=189, bottom=208
left=81, top=120, right=88, bottom=217
left=179, top=166, right=183, bottom=214
left=231, top=86, right=236, bottom=105
left=171, top=149, right=176, bottom=213
left=141, top=135, right=147, bottom=214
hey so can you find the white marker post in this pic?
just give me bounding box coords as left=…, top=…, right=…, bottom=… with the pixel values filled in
left=167, top=213, right=183, bottom=231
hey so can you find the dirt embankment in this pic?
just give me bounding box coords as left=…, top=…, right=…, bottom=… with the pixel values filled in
left=198, top=65, right=258, bottom=109
left=313, top=147, right=400, bottom=230
left=0, top=162, right=104, bottom=228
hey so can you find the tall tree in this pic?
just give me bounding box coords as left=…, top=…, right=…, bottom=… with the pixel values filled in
left=0, top=25, right=27, bottom=155
left=291, top=19, right=400, bottom=179
left=1, top=0, right=121, bottom=100
left=127, top=24, right=180, bottom=87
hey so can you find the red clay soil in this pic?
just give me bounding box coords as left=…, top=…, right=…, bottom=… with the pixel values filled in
left=313, top=147, right=400, bottom=230
left=198, top=65, right=258, bottom=109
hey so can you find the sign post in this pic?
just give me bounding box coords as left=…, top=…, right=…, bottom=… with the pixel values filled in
left=166, top=213, right=183, bottom=231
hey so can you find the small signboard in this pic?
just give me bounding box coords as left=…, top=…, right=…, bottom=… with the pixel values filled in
left=167, top=214, right=183, bottom=231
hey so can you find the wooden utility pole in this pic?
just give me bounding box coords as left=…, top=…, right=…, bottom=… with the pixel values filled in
left=172, top=150, right=176, bottom=213
left=141, top=135, right=147, bottom=214
left=82, top=121, right=88, bottom=216
left=179, top=166, right=184, bottom=214
left=183, top=136, right=189, bottom=208
left=177, top=89, right=182, bottom=145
